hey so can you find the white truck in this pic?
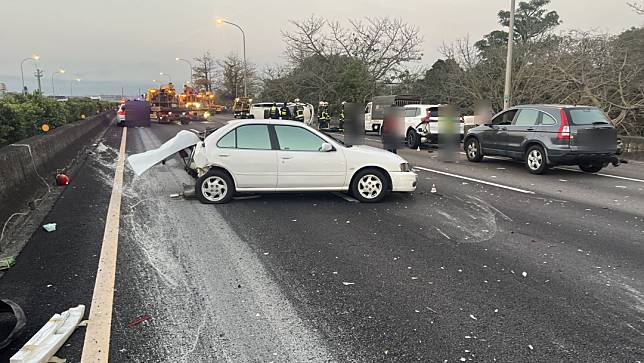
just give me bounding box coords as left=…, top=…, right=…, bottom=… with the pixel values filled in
left=402, top=104, right=465, bottom=149
left=364, top=95, right=421, bottom=134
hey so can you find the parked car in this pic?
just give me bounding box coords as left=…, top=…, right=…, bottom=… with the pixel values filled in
left=463, top=105, right=619, bottom=174
left=403, top=104, right=465, bottom=148
left=128, top=120, right=418, bottom=204
left=116, top=104, right=126, bottom=126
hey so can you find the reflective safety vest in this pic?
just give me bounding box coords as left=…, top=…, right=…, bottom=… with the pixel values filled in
left=280, top=107, right=288, bottom=116
left=270, top=106, right=278, bottom=114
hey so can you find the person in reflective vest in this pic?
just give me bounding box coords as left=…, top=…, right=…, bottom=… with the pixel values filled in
left=269, top=102, right=280, bottom=119
left=279, top=102, right=291, bottom=120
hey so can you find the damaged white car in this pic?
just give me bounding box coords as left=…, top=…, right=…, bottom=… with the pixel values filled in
left=127, top=120, right=418, bottom=204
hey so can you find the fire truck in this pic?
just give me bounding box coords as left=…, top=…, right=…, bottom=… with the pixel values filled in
left=146, top=83, right=191, bottom=124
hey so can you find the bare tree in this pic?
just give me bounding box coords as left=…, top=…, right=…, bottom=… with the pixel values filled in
left=628, top=1, right=644, bottom=14
left=282, top=16, right=423, bottom=83
left=192, top=52, right=217, bottom=92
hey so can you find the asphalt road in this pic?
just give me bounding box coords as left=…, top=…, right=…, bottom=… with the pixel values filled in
left=2, top=115, right=642, bottom=362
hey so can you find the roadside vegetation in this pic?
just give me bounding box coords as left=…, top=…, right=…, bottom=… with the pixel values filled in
left=0, top=94, right=113, bottom=146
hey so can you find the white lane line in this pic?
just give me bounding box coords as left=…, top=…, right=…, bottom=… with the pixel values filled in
left=555, top=167, right=644, bottom=184
left=81, top=127, right=127, bottom=363
left=413, top=166, right=535, bottom=194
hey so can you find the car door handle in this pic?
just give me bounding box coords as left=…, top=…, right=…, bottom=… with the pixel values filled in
left=281, top=155, right=293, bottom=160
left=526, top=128, right=535, bottom=131
left=218, top=154, right=230, bottom=157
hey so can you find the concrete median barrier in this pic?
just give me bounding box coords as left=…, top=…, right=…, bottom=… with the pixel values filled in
left=0, top=110, right=116, bottom=237
left=620, top=136, right=644, bottom=161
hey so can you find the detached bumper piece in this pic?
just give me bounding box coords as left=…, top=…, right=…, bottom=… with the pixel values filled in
left=0, top=299, right=26, bottom=350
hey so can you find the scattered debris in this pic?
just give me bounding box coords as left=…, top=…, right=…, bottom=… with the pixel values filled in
left=169, top=193, right=181, bottom=198
left=342, top=282, right=355, bottom=286
left=522, top=271, right=527, bottom=278
left=0, top=256, right=16, bottom=270
left=127, top=314, right=152, bottom=328
left=0, top=299, right=26, bottom=350
left=10, top=305, right=85, bottom=363
left=42, top=223, right=57, bottom=232
left=469, top=314, right=478, bottom=320
left=528, top=344, right=534, bottom=350
left=96, top=142, right=109, bottom=153
left=55, top=173, right=70, bottom=186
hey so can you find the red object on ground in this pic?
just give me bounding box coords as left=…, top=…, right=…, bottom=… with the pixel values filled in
left=127, top=314, right=152, bottom=328
left=55, top=173, right=70, bottom=186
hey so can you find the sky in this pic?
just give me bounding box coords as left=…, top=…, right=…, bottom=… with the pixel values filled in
left=1, top=0, right=642, bottom=96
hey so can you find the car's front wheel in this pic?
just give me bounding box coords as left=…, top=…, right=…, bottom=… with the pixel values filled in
left=579, top=163, right=603, bottom=173
left=351, top=169, right=388, bottom=203
left=465, top=138, right=483, bottom=162
left=407, top=129, right=420, bottom=149
left=525, top=145, right=547, bottom=174
left=196, top=169, right=234, bottom=204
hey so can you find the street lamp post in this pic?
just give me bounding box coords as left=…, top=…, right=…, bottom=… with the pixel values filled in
left=175, top=57, right=193, bottom=85
left=216, top=18, right=247, bottom=97
left=503, top=0, right=516, bottom=110
left=70, top=78, right=81, bottom=97
left=20, top=55, right=39, bottom=94
left=159, top=72, right=172, bottom=83
left=51, top=69, right=65, bottom=98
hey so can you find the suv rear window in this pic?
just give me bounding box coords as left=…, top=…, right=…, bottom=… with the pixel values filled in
left=567, top=108, right=610, bottom=125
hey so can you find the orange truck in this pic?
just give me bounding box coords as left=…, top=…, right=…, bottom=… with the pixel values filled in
left=146, top=83, right=191, bottom=124
left=179, top=85, right=218, bottom=120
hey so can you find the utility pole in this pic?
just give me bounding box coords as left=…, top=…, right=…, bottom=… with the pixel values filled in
left=503, top=0, right=516, bottom=110
left=35, top=68, right=44, bottom=94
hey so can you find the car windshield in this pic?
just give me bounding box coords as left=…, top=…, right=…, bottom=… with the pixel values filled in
left=567, top=108, right=611, bottom=125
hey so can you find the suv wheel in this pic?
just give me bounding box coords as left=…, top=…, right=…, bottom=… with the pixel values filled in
left=196, top=169, right=234, bottom=204
left=407, top=129, right=420, bottom=149
left=465, top=138, right=483, bottom=162
left=351, top=169, right=388, bottom=203
left=525, top=145, right=547, bottom=174
left=579, top=163, right=603, bottom=173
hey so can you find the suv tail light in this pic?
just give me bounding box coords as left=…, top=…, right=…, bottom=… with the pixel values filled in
left=557, top=109, right=571, bottom=140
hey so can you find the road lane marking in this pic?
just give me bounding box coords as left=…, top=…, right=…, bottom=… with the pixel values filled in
left=81, top=127, right=127, bottom=363
left=413, top=166, right=535, bottom=194
left=555, top=167, right=644, bottom=184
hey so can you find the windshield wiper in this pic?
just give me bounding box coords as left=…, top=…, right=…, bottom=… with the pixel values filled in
left=592, top=121, right=610, bottom=125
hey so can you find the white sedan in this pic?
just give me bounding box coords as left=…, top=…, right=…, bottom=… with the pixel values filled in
left=129, top=119, right=418, bottom=203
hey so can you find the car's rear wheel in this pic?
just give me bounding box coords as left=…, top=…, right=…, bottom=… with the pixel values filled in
left=465, top=138, right=483, bottom=162
left=351, top=169, right=388, bottom=203
left=579, top=163, right=603, bottom=173
left=407, top=129, right=420, bottom=149
left=525, top=145, right=547, bottom=174
left=196, top=169, right=234, bottom=204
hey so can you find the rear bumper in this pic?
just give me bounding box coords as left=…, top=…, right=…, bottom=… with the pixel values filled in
left=549, top=151, right=619, bottom=166
left=390, top=171, right=417, bottom=192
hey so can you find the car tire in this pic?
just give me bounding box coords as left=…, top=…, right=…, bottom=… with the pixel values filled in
left=525, top=145, right=547, bottom=174
left=465, top=138, right=483, bottom=162
left=196, top=169, right=234, bottom=204
left=350, top=168, right=388, bottom=203
left=407, top=129, right=421, bottom=149
left=579, top=163, right=603, bottom=173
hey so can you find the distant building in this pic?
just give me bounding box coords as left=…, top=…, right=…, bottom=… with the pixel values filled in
left=0, top=83, right=6, bottom=97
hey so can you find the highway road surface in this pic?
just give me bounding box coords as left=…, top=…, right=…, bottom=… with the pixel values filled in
left=1, top=115, right=642, bottom=362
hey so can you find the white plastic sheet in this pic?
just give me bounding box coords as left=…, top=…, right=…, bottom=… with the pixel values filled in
left=127, top=130, right=200, bottom=176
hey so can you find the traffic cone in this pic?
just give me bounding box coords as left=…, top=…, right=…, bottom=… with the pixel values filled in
left=430, top=184, right=437, bottom=193
left=417, top=146, right=421, bottom=151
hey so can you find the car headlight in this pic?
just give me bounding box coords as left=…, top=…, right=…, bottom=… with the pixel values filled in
left=400, top=162, right=412, bottom=172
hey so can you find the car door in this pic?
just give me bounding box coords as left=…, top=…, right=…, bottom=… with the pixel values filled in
left=403, top=106, right=422, bottom=138
left=273, top=125, right=347, bottom=189
left=215, top=124, right=278, bottom=189
left=480, top=109, right=517, bottom=155
left=505, top=108, right=540, bottom=158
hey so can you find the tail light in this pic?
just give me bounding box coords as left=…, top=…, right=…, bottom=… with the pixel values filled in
left=557, top=109, right=571, bottom=140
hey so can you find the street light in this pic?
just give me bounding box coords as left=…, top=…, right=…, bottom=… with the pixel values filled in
left=175, top=57, right=193, bottom=85
left=51, top=69, right=65, bottom=98
left=70, top=78, right=81, bottom=97
left=20, top=54, right=39, bottom=94
left=503, top=0, right=516, bottom=110
left=215, top=18, right=247, bottom=97
left=159, top=72, right=172, bottom=83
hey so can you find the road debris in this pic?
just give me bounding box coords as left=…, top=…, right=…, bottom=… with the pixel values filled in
left=342, top=282, right=355, bottom=286
left=0, top=256, right=16, bottom=270
left=0, top=299, right=26, bottom=350
left=127, top=314, right=152, bottom=328
left=522, top=271, right=528, bottom=278
left=42, top=223, right=57, bottom=232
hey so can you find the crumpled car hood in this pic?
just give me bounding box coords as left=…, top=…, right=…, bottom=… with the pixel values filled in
left=127, top=130, right=199, bottom=176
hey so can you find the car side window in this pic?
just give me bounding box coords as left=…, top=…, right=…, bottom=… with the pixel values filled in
left=274, top=125, right=327, bottom=151
left=541, top=112, right=556, bottom=125
left=513, top=109, right=540, bottom=126
left=491, top=110, right=517, bottom=125
left=235, top=125, right=272, bottom=150
left=404, top=108, right=420, bottom=117
left=217, top=130, right=236, bottom=148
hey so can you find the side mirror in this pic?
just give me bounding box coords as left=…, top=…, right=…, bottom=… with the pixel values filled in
left=320, top=143, right=333, bottom=152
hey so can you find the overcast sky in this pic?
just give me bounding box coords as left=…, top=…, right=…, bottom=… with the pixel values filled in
left=1, top=0, right=641, bottom=95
